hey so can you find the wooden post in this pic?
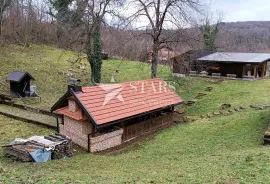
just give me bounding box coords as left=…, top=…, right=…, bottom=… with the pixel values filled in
left=266, top=61, right=268, bottom=76
left=254, top=64, right=257, bottom=78
left=264, top=62, right=267, bottom=77
left=56, top=117, right=59, bottom=133
left=262, top=62, right=266, bottom=79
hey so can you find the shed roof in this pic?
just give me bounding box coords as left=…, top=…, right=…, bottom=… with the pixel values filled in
left=54, top=78, right=183, bottom=127
left=172, top=50, right=216, bottom=61
left=197, top=52, right=270, bottom=63
left=189, top=50, right=216, bottom=60
left=7, top=71, right=35, bottom=82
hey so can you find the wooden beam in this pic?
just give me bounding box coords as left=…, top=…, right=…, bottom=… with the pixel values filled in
left=265, top=62, right=267, bottom=77
left=262, top=62, right=266, bottom=79
left=266, top=61, right=268, bottom=76
left=254, top=65, right=257, bottom=78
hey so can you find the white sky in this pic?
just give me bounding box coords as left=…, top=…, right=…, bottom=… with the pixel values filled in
left=120, top=0, right=270, bottom=29
left=211, top=0, right=270, bottom=22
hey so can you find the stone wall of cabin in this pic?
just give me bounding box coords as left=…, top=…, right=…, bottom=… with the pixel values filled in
left=59, top=116, right=93, bottom=150
left=90, top=129, right=124, bottom=152
left=59, top=111, right=173, bottom=152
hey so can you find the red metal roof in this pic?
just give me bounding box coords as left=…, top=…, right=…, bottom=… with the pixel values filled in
left=74, top=78, right=183, bottom=125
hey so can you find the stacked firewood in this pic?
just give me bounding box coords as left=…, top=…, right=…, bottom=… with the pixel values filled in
left=3, top=141, right=47, bottom=162
left=3, top=133, right=73, bottom=162
left=44, top=133, right=73, bottom=160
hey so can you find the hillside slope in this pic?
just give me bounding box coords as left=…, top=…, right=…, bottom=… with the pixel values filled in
left=0, top=44, right=171, bottom=110
left=1, top=44, right=270, bottom=183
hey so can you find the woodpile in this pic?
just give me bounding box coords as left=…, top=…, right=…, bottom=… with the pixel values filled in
left=3, top=133, right=73, bottom=162
left=45, top=133, right=73, bottom=159
left=4, top=141, right=47, bottom=162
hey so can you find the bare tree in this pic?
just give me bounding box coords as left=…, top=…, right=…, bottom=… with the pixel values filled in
left=75, top=0, right=125, bottom=83
left=49, top=0, right=124, bottom=83
left=0, top=0, right=13, bottom=38
left=128, top=0, right=202, bottom=78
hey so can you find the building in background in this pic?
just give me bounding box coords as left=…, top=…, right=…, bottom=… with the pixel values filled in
left=7, top=71, right=35, bottom=98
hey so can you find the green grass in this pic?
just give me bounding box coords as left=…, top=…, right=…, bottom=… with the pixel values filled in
left=0, top=104, right=56, bottom=127
left=0, top=44, right=171, bottom=110
left=1, top=110, right=270, bottom=183
left=1, top=44, right=270, bottom=183
left=183, top=79, right=270, bottom=116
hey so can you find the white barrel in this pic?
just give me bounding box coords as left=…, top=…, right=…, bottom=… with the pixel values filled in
left=30, top=86, right=37, bottom=96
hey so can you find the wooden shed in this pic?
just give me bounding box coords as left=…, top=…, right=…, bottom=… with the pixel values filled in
left=51, top=78, right=183, bottom=152
left=195, top=52, right=270, bottom=78
left=7, top=71, right=35, bottom=98
left=172, top=50, right=216, bottom=76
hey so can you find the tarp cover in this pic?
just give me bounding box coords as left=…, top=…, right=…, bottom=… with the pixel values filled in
left=8, top=136, right=67, bottom=162
left=29, top=149, right=51, bottom=162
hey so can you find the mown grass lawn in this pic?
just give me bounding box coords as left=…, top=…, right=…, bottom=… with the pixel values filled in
left=1, top=109, right=270, bottom=183
left=1, top=44, right=270, bottom=183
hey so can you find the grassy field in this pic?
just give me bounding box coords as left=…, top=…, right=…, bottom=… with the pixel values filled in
left=1, top=110, right=270, bottom=183
left=0, top=104, right=56, bottom=127
left=1, top=44, right=270, bottom=183
left=0, top=44, right=171, bottom=110
left=184, top=79, right=270, bottom=116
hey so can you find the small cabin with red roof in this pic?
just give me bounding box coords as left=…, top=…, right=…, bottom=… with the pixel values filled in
left=51, top=78, right=183, bottom=152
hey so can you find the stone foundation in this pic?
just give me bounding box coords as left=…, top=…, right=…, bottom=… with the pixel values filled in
left=90, top=129, right=124, bottom=152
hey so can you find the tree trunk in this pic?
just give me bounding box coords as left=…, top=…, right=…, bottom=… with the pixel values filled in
left=92, top=22, right=102, bottom=83
left=0, top=0, right=5, bottom=38
left=86, top=20, right=102, bottom=84
left=0, top=15, right=2, bottom=38
left=86, top=28, right=95, bottom=84
left=151, top=41, right=159, bottom=78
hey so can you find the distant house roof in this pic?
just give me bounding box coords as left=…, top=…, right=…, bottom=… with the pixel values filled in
left=7, top=71, right=35, bottom=82
left=196, top=52, right=270, bottom=63
left=52, top=78, right=183, bottom=128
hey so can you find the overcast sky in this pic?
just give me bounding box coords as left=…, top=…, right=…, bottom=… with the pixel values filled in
left=212, top=0, right=270, bottom=22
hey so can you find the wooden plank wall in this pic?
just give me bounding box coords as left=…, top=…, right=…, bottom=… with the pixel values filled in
left=122, top=112, right=173, bottom=141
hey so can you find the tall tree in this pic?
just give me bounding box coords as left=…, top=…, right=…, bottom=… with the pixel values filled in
left=48, top=0, right=74, bottom=39
left=83, top=0, right=111, bottom=84
left=48, top=0, right=122, bottom=84
left=129, top=0, right=202, bottom=78
left=0, top=0, right=13, bottom=37
left=200, top=17, right=220, bottom=51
